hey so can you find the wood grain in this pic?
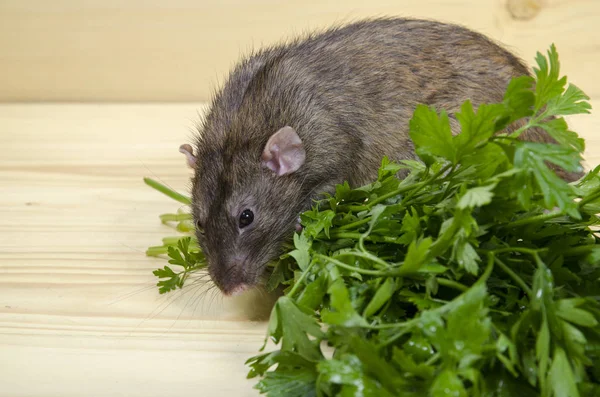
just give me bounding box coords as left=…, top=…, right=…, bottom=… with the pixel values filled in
left=0, top=0, right=599, bottom=102
left=0, top=102, right=598, bottom=396
left=0, top=104, right=276, bottom=397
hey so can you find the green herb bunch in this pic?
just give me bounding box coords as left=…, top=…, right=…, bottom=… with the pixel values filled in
left=144, top=178, right=206, bottom=294
left=146, top=46, right=599, bottom=396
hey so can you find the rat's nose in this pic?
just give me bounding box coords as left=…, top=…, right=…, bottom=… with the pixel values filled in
left=214, top=254, right=251, bottom=296
left=226, top=283, right=249, bottom=296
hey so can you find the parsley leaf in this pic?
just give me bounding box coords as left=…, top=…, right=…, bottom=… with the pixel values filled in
left=151, top=237, right=206, bottom=294
left=533, top=44, right=567, bottom=112
left=268, top=297, right=324, bottom=361
left=513, top=142, right=580, bottom=216
left=409, top=105, right=456, bottom=165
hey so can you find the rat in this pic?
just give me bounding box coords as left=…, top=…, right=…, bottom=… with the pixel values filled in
left=178, top=17, right=583, bottom=296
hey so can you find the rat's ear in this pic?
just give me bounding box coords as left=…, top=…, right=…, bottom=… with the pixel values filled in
left=179, top=144, right=197, bottom=168
left=261, top=126, right=305, bottom=176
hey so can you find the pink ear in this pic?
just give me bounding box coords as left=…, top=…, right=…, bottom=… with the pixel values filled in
left=179, top=144, right=197, bottom=168
left=261, top=126, right=305, bottom=176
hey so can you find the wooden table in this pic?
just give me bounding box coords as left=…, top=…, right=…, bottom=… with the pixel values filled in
left=1, top=102, right=598, bottom=396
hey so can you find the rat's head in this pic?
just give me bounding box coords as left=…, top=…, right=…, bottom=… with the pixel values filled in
left=180, top=126, right=307, bottom=296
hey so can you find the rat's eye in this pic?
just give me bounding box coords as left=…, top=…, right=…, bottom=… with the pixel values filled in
left=239, top=209, right=254, bottom=228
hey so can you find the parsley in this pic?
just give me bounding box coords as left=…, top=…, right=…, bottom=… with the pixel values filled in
left=146, top=45, right=600, bottom=396
left=143, top=178, right=205, bottom=294
left=151, top=237, right=206, bottom=294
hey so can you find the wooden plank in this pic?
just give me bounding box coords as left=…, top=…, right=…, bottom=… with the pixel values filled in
left=0, top=104, right=272, bottom=396
left=0, top=102, right=598, bottom=395
left=0, top=0, right=598, bottom=101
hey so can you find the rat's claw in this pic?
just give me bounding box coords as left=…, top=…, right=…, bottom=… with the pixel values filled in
left=295, top=216, right=303, bottom=232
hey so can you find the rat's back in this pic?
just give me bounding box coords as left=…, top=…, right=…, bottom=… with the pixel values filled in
left=200, top=18, right=542, bottom=187
left=189, top=18, right=579, bottom=295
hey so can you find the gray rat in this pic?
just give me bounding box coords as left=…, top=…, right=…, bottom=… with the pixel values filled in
left=179, top=17, right=582, bottom=295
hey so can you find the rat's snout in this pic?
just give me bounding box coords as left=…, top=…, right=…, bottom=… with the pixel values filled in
left=210, top=254, right=254, bottom=296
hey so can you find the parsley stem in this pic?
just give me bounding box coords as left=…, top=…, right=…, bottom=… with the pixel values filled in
left=143, top=177, right=191, bottom=205
left=437, top=278, right=469, bottom=292
left=162, top=236, right=196, bottom=245
left=364, top=183, right=416, bottom=208
left=363, top=318, right=417, bottom=330
left=492, top=256, right=533, bottom=298
left=562, top=244, right=598, bottom=256
left=428, top=215, right=462, bottom=258
left=366, top=164, right=453, bottom=209
left=334, top=251, right=391, bottom=269
left=377, top=326, right=413, bottom=348
left=315, top=254, right=389, bottom=276
left=478, top=254, right=494, bottom=284
left=315, top=254, right=403, bottom=276
left=480, top=247, right=548, bottom=256
left=507, top=115, right=544, bottom=139
left=509, top=122, right=534, bottom=139
left=327, top=232, right=402, bottom=244
left=506, top=211, right=564, bottom=228
left=160, top=213, right=193, bottom=223
left=317, top=251, right=451, bottom=278
left=287, top=259, right=317, bottom=299
left=146, top=246, right=169, bottom=256
left=424, top=353, right=441, bottom=366
left=147, top=238, right=200, bottom=257
left=177, top=220, right=195, bottom=232
left=345, top=204, right=370, bottom=212
left=337, top=217, right=371, bottom=230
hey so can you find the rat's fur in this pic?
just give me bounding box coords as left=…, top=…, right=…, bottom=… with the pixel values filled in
left=189, top=18, right=580, bottom=294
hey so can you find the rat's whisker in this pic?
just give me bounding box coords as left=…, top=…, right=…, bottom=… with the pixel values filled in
left=131, top=279, right=212, bottom=335
left=108, top=281, right=161, bottom=305
left=188, top=284, right=215, bottom=322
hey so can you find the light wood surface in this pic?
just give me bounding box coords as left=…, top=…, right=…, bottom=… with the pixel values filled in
left=1, top=0, right=599, bottom=102
left=0, top=102, right=598, bottom=396
left=0, top=104, right=276, bottom=397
